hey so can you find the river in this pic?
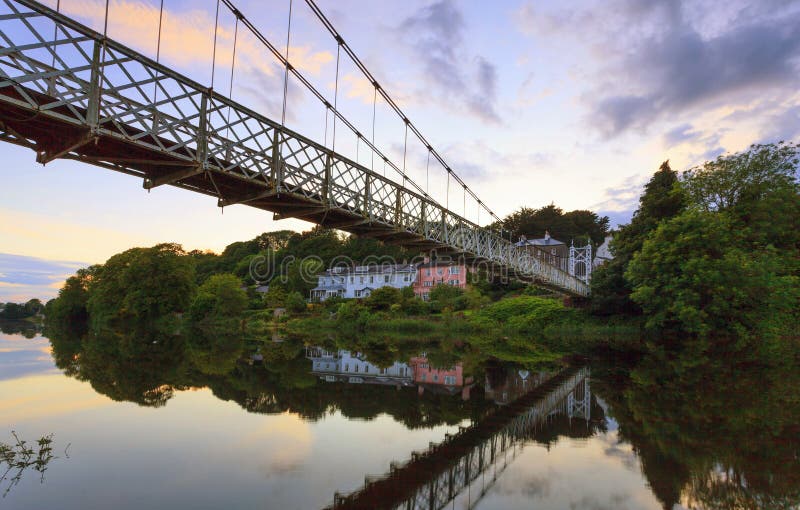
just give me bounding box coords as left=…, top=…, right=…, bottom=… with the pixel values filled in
left=1, top=324, right=798, bottom=509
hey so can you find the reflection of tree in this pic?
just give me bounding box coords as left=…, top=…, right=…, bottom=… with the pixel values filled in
left=591, top=348, right=800, bottom=510
left=0, top=320, right=40, bottom=338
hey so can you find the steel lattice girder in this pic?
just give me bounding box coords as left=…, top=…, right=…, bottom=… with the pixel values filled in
left=0, top=0, right=590, bottom=297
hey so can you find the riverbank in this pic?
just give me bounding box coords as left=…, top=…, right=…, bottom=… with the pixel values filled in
left=276, top=294, right=644, bottom=358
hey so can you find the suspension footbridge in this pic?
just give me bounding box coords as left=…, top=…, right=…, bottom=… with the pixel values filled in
left=0, top=0, right=590, bottom=296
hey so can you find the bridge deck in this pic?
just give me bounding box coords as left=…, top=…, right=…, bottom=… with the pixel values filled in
left=0, top=0, right=589, bottom=296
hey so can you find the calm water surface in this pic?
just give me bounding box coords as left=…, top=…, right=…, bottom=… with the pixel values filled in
left=1, top=325, right=798, bottom=509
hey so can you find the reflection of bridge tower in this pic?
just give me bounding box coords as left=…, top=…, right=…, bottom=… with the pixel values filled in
left=326, top=367, right=594, bottom=510
left=567, top=377, right=591, bottom=422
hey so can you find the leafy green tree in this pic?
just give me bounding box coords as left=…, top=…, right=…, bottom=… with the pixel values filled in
left=591, top=161, right=685, bottom=315
left=627, top=210, right=783, bottom=338
left=189, top=273, right=248, bottom=322
left=87, top=244, right=196, bottom=327
left=683, top=141, right=800, bottom=251
left=365, top=286, right=402, bottom=311
left=497, top=204, right=610, bottom=246
left=429, top=284, right=466, bottom=312
left=45, top=265, right=98, bottom=333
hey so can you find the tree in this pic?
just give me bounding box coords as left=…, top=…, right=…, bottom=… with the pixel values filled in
left=627, top=209, right=797, bottom=340
left=683, top=142, right=800, bottom=251
left=591, top=161, right=685, bottom=315
left=497, top=204, right=610, bottom=246
left=189, top=273, right=248, bottom=322
left=87, top=244, right=196, bottom=327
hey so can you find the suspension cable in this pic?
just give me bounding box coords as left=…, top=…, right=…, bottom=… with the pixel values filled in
left=152, top=0, right=164, bottom=105
left=370, top=85, right=376, bottom=172
left=332, top=42, right=340, bottom=151
left=50, top=0, right=60, bottom=69
left=211, top=0, right=220, bottom=90
left=402, top=121, right=408, bottom=189
left=280, top=0, right=293, bottom=127
left=216, top=0, right=489, bottom=226
left=425, top=149, right=430, bottom=197
left=301, top=0, right=501, bottom=224
left=225, top=16, right=239, bottom=139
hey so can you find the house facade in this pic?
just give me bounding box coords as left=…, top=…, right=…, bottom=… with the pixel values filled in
left=310, top=264, right=417, bottom=301
left=412, top=260, right=468, bottom=301
left=515, top=231, right=568, bottom=271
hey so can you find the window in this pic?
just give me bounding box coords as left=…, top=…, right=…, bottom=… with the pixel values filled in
left=384, top=275, right=390, bottom=283
left=437, top=269, right=443, bottom=275
left=420, top=373, right=426, bottom=382
left=444, top=375, right=456, bottom=385
left=369, top=276, right=374, bottom=283
left=350, top=276, right=354, bottom=283
left=360, top=277, right=364, bottom=284
left=404, top=275, right=410, bottom=282
left=426, top=269, right=431, bottom=276
left=424, top=281, right=433, bottom=287
left=449, top=266, right=460, bottom=274
left=449, top=279, right=459, bottom=286
left=420, top=363, right=429, bottom=369
left=433, top=374, right=438, bottom=382
left=345, top=364, right=349, bottom=372
left=354, top=365, right=359, bottom=373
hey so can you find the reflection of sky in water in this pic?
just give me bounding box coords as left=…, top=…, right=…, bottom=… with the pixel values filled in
left=0, top=332, right=667, bottom=510
left=0, top=332, right=58, bottom=381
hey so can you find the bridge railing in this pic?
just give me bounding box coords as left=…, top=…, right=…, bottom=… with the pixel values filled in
left=0, top=0, right=589, bottom=295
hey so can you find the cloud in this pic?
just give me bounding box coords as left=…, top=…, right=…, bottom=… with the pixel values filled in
left=397, top=0, right=501, bottom=122
left=516, top=0, right=800, bottom=139
left=0, top=253, right=87, bottom=302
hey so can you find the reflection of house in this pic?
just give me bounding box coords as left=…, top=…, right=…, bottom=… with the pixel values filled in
left=484, top=368, right=551, bottom=405
left=310, top=264, right=417, bottom=301
left=594, top=235, right=613, bottom=267
left=515, top=231, right=568, bottom=270
left=409, top=356, right=474, bottom=400
left=305, top=348, right=474, bottom=399
left=412, top=259, right=468, bottom=301
left=306, top=348, right=414, bottom=386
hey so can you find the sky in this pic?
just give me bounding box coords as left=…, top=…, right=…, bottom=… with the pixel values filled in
left=1, top=0, right=799, bottom=301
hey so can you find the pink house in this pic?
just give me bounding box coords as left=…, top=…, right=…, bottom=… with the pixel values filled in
left=413, top=260, right=468, bottom=300
left=409, top=356, right=474, bottom=400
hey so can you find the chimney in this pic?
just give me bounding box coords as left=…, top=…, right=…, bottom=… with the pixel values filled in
left=544, top=230, right=551, bottom=240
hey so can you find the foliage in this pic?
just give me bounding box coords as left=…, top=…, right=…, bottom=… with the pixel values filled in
left=364, top=286, right=402, bottom=311
left=86, top=243, right=196, bottom=327
left=624, top=142, right=799, bottom=342
left=0, top=298, right=44, bottom=320
left=470, top=295, right=566, bottom=332
left=591, top=161, right=686, bottom=315
left=428, top=284, right=466, bottom=312
left=497, top=204, right=610, bottom=246
left=285, top=291, right=307, bottom=314
left=188, top=273, right=248, bottom=322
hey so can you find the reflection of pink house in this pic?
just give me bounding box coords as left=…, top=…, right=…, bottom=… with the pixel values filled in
left=413, top=260, right=468, bottom=300
left=409, top=356, right=474, bottom=400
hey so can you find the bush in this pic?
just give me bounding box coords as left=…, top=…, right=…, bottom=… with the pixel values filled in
left=471, top=296, right=567, bottom=332
left=285, top=292, right=307, bottom=314
left=365, top=287, right=402, bottom=311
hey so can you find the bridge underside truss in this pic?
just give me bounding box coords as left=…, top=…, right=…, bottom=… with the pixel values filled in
left=328, top=368, right=591, bottom=510
left=0, top=0, right=589, bottom=296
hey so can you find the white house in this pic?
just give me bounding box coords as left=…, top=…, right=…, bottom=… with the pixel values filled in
left=310, top=264, right=417, bottom=301
left=306, top=348, right=413, bottom=385
left=594, top=235, right=614, bottom=267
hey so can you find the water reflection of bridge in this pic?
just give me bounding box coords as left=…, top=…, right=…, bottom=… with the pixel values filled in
left=325, top=367, right=591, bottom=510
